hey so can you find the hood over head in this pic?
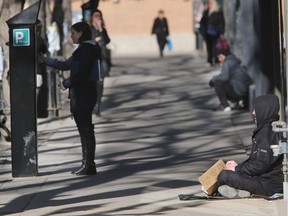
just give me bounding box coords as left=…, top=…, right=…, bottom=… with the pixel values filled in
left=252, top=94, right=279, bottom=129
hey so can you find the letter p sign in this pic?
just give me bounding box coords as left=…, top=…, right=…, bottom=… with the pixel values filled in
left=13, top=29, right=30, bottom=46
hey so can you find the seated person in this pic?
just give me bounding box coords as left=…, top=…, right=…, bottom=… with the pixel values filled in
left=217, top=94, right=284, bottom=198
left=209, top=49, right=253, bottom=112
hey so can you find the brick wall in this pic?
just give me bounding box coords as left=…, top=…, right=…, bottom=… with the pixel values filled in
left=72, top=0, right=196, bottom=56
left=73, top=0, right=194, bottom=36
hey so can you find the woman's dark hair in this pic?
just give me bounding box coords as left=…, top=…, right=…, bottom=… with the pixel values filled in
left=91, top=9, right=106, bottom=28
left=71, top=22, right=92, bottom=44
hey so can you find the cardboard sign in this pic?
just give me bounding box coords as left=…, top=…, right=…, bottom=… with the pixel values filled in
left=198, top=159, right=225, bottom=195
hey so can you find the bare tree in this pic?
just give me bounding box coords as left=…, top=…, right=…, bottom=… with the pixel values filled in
left=0, top=0, right=72, bottom=111
left=62, top=0, right=73, bottom=58
left=0, top=0, right=24, bottom=109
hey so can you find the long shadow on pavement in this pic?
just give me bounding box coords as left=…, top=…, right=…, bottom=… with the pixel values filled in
left=0, top=54, right=254, bottom=215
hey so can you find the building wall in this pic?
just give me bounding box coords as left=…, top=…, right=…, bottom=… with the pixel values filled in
left=72, top=0, right=196, bottom=56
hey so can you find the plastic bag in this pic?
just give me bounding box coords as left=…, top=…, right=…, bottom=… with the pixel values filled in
left=167, top=39, right=173, bottom=51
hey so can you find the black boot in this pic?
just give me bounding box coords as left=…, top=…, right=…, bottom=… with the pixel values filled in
left=75, top=160, right=97, bottom=175
left=71, top=162, right=84, bottom=174
left=75, top=125, right=97, bottom=176
left=71, top=133, right=87, bottom=174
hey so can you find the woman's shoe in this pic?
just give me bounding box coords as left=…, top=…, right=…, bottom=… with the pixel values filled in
left=71, top=161, right=84, bottom=174
left=74, top=161, right=97, bottom=175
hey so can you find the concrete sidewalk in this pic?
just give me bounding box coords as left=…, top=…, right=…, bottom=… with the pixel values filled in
left=0, top=53, right=287, bottom=216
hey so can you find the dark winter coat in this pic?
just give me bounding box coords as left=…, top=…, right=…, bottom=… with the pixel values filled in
left=200, top=9, right=225, bottom=38
left=37, top=36, right=48, bottom=77
left=152, top=17, right=169, bottom=45
left=91, top=26, right=111, bottom=45
left=212, top=55, right=252, bottom=96
left=91, top=26, right=111, bottom=77
left=235, top=94, right=284, bottom=194
left=45, top=41, right=101, bottom=112
left=152, top=17, right=169, bottom=36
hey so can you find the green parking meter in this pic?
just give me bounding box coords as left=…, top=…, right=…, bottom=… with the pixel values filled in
left=6, top=1, right=41, bottom=177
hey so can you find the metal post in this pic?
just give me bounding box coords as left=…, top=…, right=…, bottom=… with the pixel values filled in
left=47, top=67, right=54, bottom=118
left=271, top=121, right=288, bottom=201
left=284, top=0, right=288, bottom=202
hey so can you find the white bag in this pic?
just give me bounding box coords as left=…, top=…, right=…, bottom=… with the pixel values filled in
left=36, top=74, right=43, bottom=87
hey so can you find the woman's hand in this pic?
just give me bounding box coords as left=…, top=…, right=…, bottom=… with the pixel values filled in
left=95, top=36, right=102, bottom=42
left=60, top=83, right=67, bottom=91
left=95, top=19, right=103, bottom=31
left=225, top=160, right=238, bottom=171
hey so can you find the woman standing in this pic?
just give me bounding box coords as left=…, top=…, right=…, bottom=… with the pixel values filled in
left=200, top=0, right=225, bottom=66
left=90, top=10, right=111, bottom=116
left=151, top=10, right=170, bottom=57
left=39, top=22, right=101, bottom=175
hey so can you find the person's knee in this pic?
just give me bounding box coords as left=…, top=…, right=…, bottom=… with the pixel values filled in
left=218, top=170, right=229, bottom=185
left=213, top=80, right=225, bottom=88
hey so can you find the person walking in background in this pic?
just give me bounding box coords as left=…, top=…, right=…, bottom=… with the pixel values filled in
left=36, top=19, right=49, bottom=118
left=217, top=94, right=283, bottom=198
left=209, top=48, right=252, bottom=112
left=90, top=10, right=111, bottom=116
left=39, top=22, right=101, bottom=175
left=51, top=0, right=64, bottom=55
left=200, top=0, right=225, bottom=66
left=152, top=9, right=170, bottom=57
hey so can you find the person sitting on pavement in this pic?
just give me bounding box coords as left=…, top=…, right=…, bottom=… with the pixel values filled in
left=217, top=94, right=284, bottom=198
left=209, top=49, right=253, bottom=112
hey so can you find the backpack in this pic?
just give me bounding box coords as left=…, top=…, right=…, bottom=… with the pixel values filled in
left=215, top=35, right=229, bottom=51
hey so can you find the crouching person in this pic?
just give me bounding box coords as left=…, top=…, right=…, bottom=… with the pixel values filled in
left=209, top=49, right=252, bottom=112
left=217, top=94, right=284, bottom=198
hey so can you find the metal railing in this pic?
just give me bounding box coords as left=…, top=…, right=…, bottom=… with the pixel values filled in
left=271, top=121, right=288, bottom=201
left=47, top=67, right=63, bottom=118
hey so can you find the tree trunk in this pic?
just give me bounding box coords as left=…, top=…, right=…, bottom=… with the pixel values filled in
left=0, top=0, right=24, bottom=109
left=62, top=0, right=73, bottom=58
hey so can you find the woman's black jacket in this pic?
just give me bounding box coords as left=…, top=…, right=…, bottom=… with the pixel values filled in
left=45, top=41, right=101, bottom=112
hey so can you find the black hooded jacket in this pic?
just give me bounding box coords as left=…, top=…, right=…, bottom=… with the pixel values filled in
left=200, top=9, right=225, bottom=38
left=235, top=95, right=284, bottom=194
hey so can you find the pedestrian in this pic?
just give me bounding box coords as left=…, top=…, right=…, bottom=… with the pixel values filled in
left=151, top=9, right=170, bottom=57
left=90, top=9, right=111, bottom=116
left=209, top=48, right=252, bottom=112
left=36, top=19, right=49, bottom=118
left=200, top=0, right=225, bottom=66
left=217, top=94, right=284, bottom=198
left=51, top=0, right=64, bottom=55
left=39, top=22, right=101, bottom=175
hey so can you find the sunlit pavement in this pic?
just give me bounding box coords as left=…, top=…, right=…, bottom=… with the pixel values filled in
left=0, top=53, right=287, bottom=216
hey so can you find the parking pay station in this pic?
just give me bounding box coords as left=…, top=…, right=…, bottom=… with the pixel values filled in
left=6, top=1, right=41, bottom=177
